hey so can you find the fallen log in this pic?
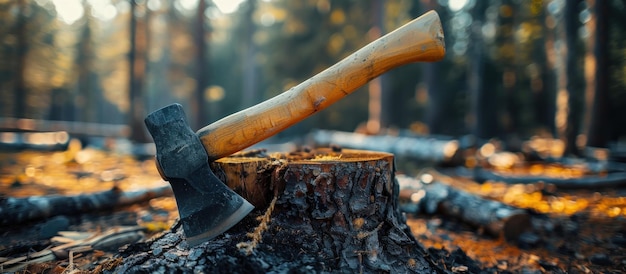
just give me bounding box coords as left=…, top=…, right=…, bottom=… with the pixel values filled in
left=0, top=184, right=172, bottom=225
left=102, top=149, right=470, bottom=273
left=310, top=129, right=462, bottom=164
left=397, top=173, right=530, bottom=241
left=0, top=131, right=70, bottom=151
left=0, top=118, right=130, bottom=138
left=446, top=166, right=626, bottom=189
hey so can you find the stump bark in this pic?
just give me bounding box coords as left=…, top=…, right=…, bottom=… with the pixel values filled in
left=105, top=149, right=449, bottom=273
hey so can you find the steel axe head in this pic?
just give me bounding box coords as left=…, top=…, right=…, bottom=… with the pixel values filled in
left=144, top=103, right=254, bottom=247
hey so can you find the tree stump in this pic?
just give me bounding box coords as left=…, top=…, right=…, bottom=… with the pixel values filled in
left=104, top=148, right=448, bottom=273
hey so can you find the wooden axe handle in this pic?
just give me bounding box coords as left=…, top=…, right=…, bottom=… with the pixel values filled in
left=197, top=10, right=445, bottom=160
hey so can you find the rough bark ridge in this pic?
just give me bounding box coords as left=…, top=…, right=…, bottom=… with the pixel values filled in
left=105, top=149, right=443, bottom=273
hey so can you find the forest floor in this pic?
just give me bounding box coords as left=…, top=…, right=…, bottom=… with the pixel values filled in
left=1, top=145, right=625, bottom=273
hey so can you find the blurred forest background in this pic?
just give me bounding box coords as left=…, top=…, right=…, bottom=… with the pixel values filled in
left=1, top=0, right=625, bottom=157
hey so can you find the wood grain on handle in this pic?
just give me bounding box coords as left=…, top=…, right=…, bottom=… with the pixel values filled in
left=197, top=10, right=445, bottom=160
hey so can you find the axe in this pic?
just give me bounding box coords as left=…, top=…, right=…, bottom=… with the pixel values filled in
left=145, top=10, right=445, bottom=247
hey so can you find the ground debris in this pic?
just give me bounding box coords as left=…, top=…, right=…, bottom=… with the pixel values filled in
left=1, top=149, right=626, bottom=273
left=0, top=226, right=144, bottom=273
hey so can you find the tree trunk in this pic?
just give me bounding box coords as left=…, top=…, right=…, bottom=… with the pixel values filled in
left=535, top=3, right=556, bottom=136
left=240, top=0, right=258, bottom=111
left=147, top=1, right=176, bottom=113
left=76, top=2, right=97, bottom=123
left=366, top=0, right=388, bottom=134
left=128, top=0, right=149, bottom=143
left=106, top=149, right=445, bottom=273
left=586, top=0, right=610, bottom=149
left=14, top=0, right=27, bottom=119
left=193, top=0, right=208, bottom=130
left=563, top=0, right=584, bottom=156
left=468, top=0, right=488, bottom=139
left=497, top=0, right=517, bottom=138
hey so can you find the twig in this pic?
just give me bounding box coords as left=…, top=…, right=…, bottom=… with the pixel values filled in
left=0, top=226, right=144, bottom=272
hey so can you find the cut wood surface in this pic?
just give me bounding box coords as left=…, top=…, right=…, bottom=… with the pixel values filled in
left=397, top=173, right=531, bottom=241
left=311, top=129, right=461, bottom=163
left=0, top=184, right=172, bottom=225
left=104, top=148, right=470, bottom=273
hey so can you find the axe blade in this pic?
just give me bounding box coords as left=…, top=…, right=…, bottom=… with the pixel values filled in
left=145, top=103, right=254, bottom=247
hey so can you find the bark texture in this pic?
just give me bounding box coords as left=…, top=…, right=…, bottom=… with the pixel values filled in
left=105, top=149, right=445, bottom=273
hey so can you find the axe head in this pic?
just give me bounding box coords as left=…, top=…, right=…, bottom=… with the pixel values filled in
left=145, top=103, right=253, bottom=247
